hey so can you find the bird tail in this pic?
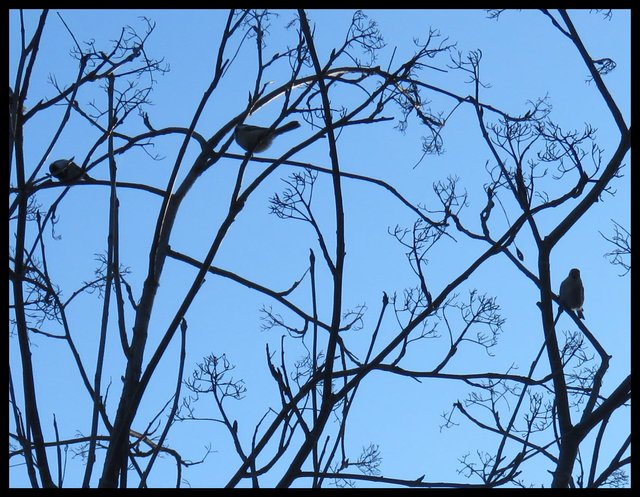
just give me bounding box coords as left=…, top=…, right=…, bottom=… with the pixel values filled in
left=275, top=120, right=300, bottom=135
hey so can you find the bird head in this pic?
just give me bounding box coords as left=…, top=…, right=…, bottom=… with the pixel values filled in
left=49, top=158, right=74, bottom=176
left=569, top=268, right=581, bottom=279
left=49, top=159, right=68, bottom=175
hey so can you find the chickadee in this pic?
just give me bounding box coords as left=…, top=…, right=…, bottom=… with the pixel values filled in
left=234, top=120, right=300, bottom=153
left=559, top=268, right=585, bottom=319
left=49, top=158, right=93, bottom=183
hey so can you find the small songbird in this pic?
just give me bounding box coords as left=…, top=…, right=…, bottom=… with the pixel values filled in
left=559, top=268, right=585, bottom=319
left=234, top=120, right=300, bottom=153
left=49, top=158, right=93, bottom=183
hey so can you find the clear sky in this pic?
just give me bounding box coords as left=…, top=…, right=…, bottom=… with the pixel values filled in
left=9, top=9, right=630, bottom=488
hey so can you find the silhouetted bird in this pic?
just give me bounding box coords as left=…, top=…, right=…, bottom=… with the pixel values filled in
left=49, top=158, right=93, bottom=183
left=234, top=120, right=300, bottom=153
left=559, top=268, right=585, bottom=319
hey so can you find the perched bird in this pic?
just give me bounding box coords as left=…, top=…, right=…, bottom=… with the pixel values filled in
left=49, top=158, right=93, bottom=183
left=559, top=268, right=585, bottom=319
left=234, top=120, right=300, bottom=153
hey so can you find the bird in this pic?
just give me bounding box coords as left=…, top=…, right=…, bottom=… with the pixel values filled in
left=234, top=120, right=300, bottom=153
left=49, top=158, right=93, bottom=183
left=558, top=268, right=585, bottom=320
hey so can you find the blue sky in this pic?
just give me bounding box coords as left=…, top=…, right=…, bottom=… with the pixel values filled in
left=9, top=9, right=630, bottom=488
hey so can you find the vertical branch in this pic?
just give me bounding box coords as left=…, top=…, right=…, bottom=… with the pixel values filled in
left=10, top=9, right=56, bottom=488
left=365, top=292, right=389, bottom=364
left=52, top=414, right=64, bottom=487
left=311, top=290, right=391, bottom=483
left=537, top=248, right=575, bottom=487
left=98, top=11, right=245, bottom=487
left=587, top=413, right=610, bottom=487
left=82, top=73, right=120, bottom=487
left=105, top=73, right=130, bottom=357
left=308, top=249, right=320, bottom=487
left=9, top=366, right=39, bottom=487
left=139, top=319, right=188, bottom=487
left=276, top=10, right=347, bottom=488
